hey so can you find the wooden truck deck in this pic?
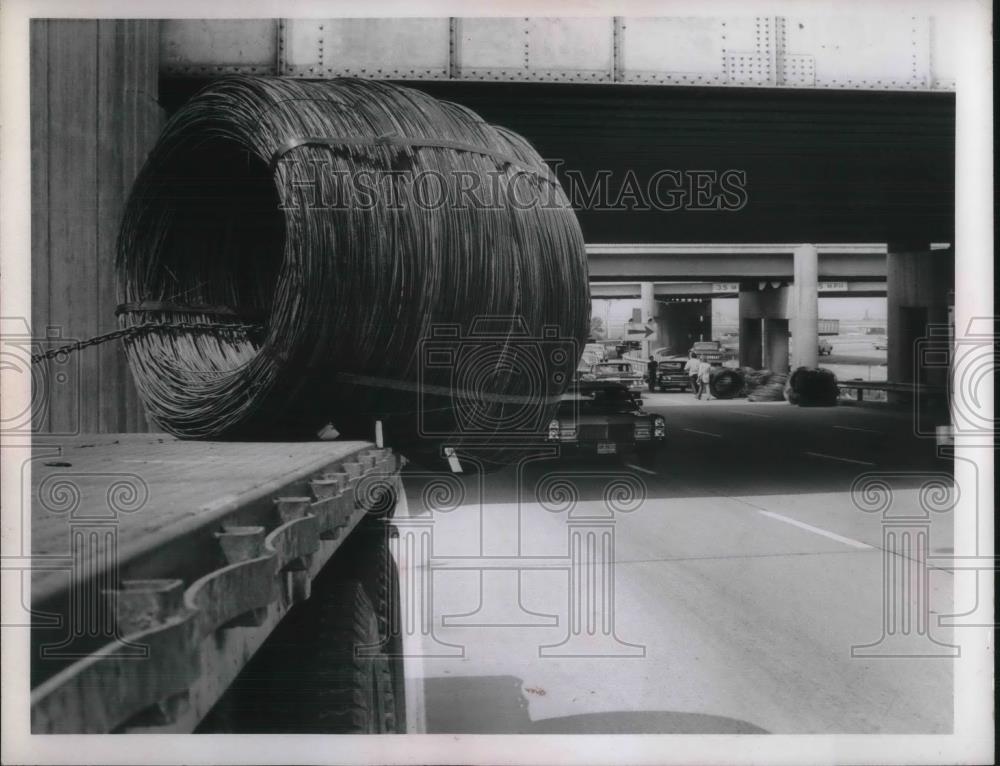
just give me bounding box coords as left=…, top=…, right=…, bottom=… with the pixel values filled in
left=29, top=435, right=403, bottom=733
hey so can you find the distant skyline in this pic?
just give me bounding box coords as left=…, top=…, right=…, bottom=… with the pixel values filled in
left=592, top=297, right=887, bottom=331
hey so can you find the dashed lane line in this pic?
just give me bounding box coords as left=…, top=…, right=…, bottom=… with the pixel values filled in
left=804, top=451, right=876, bottom=466
left=756, top=509, right=874, bottom=550
left=623, top=462, right=657, bottom=475
left=833, top=425, right=885, bottom=435
left=682, top=428, right=723, bottom=438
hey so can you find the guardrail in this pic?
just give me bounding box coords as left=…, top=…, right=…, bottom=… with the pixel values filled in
left=837, top=380, right=947, bottom=402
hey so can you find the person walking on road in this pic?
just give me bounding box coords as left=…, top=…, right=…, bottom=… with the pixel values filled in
left=697, top=358, right=714, bottom=400
left=646, top=355, right=659, bottom=393
left=684, top=352, right=700, bottom=395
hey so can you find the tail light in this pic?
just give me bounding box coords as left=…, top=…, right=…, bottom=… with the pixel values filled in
left=654, top=416, right=666, bottom=438
left=547, top=419, right=560, bottom=440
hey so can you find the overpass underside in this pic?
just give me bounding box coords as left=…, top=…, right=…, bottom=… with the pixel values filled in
left=587, top=243, right=953, bottom=381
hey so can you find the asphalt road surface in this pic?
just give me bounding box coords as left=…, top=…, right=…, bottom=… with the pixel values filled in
left=397, top=397, right=957, bottom=734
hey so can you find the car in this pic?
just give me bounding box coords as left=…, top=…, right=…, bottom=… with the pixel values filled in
left=874, top=338, right=888, bottom=351
left=582, top=342, right=607, bottom=363
left=547, top=381, right=666, bottom=461
left=654, top=356, right=693, bottom=391
left=690, top=340, right=734, bottom=364
left=589, top=360, right=645, bottom=393
left=818, top=337, right=833, bottom=356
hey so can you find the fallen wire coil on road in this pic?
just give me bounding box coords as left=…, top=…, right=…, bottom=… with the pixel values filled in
left=785, top=367, right=839, bottom=407
left=745, top=369, right=788, bottom=402
left=117, top=76, right=589, bottom=465
left=708, top=368, right=744, bottom=399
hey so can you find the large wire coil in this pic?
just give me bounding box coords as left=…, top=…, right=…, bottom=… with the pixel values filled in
left=116, top=76, right=590, bottom=464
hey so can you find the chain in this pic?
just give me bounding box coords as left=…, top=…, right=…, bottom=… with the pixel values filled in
left=30, top=322, right=263, bottom=364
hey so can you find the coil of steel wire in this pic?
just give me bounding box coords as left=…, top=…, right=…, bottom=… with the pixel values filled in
left=116, top=76, right=590, bottom=467
left=784, top=366, right=839, bottom=407
left=708, top=368, right=744, bottom=399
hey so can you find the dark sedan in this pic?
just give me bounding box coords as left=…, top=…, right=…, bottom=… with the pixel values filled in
left=547, top=381, right=666, bottom=461
left=654, top=356, right=692, bottom=391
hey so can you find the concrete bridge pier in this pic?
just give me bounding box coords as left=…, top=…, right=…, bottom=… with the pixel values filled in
left=640, top=282, right=656, bottom=356
left=738, top=283, right=790, bottom=372
left=886, top=243, right=954, bottom=400
left=763, top=318, right=790, bottom=372
left=790, top=244, right=819, bottom=370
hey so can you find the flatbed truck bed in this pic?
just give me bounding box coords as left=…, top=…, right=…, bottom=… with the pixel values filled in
left=28, top=435, right=404, bottom=733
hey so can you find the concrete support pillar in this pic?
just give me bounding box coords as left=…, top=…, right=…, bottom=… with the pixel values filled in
left=790, top=244, right=819, bottom=370
left=697, top=300, right=712, bottom=342
left=763, top=319, right=790, bottom=373
left=886, top=244, right=954, bottom=390
left=739, top=284, right=788, bottom=370
left=739, top=318, right=763, bottom=368
left=640, top=282, right=655, bottom=356
left=654, top=311, right=671, bottom=352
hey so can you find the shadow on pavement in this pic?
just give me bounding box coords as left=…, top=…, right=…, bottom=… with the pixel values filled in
left=424, top=675, right=769, bottom=734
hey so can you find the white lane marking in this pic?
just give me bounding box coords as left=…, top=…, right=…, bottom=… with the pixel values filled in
left=833, top=425, right=884, bottom=434
left=444, top=447, right=463, bottom=473
left=757, top=510, right=873, bottom=550
left=732, top=410, right=772, bottom=418
left=682, top=428, right=723, bottom=438
left=623, top=462, right=657, bottom=475
left=804, top=451, right=875, bottom=466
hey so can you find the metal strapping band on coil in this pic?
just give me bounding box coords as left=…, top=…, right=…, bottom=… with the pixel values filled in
left=270, top=134, right=561, bottom=186
left=115, top=302, right=265, bottom=321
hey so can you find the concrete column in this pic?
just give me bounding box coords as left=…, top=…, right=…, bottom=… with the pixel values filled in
left=886, top=244, right=953, bottom=389
left=640, top=282, right=655, bottom=355
left=739, top=318, right=763, bottom=368
left=763, top=319, right=790, bottom=373
left=654, top=309, right=671, bottom=353
left=739, top=283, right=788, bottom=369
left=791, top=244, right=819, bottom=369
left=698, top=299, right=712, bottom=342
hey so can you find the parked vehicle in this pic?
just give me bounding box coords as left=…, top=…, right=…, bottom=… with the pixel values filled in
left=818, top=337, right=833, bottom=355
left=547, top=381, right=666, bottom=460
left=582, top=342, right=607, bottom=364
left=690, top=340, right=733, bottom=364
left=589, top=360, right=645, bottom=393
left=654, top=357, right=692, bottom=391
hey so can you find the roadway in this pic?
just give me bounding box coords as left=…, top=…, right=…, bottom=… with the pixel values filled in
left=397, top=397, right=955, bottom=734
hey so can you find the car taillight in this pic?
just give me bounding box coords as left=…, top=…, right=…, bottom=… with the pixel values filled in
left=654, top=416, right=666, bottom=438
left=547, top=419, right=560, bottom=440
